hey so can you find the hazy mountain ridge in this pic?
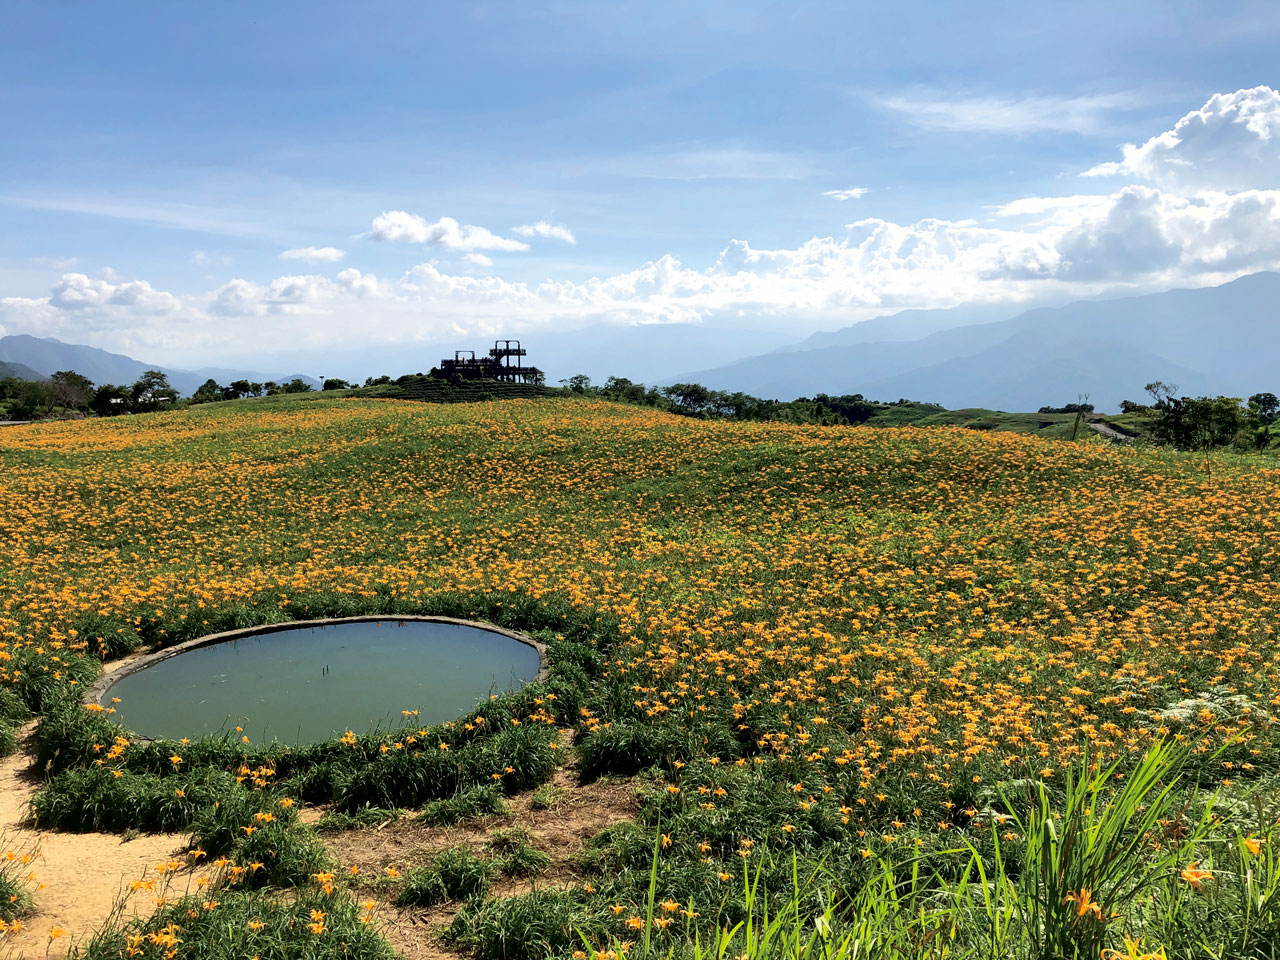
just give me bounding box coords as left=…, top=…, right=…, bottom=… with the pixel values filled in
left=0, top=359, right=42, bottom=381
left=5, top=272, right=1277, bottom=410
left=0, top=335, right=320, bottom=395
left=672, top=272, right=1280, bottom=411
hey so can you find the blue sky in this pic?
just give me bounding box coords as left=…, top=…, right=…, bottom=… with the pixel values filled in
left=2, top=2, right=1280, bottom=367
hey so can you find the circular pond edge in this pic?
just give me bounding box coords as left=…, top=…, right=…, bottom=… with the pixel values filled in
left=87, top=615, right=550, bottom=715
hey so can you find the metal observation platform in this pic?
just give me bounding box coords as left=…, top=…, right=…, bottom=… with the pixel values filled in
left=433, top=340, right=542, bottom=384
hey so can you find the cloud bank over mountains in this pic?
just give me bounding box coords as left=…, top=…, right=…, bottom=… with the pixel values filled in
left=3, top=86, right=1280, bottom=363
left=1083, top=86, right=1280, bottom=191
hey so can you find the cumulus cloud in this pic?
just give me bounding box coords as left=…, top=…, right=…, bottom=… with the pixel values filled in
left=280, top=246, right=347, bottom=263
left=1083, top=86, right=1280, bottom=191
left=368, top=211, right=529, bottom=252
left=823, top=187, right=868, bottom=201
left=7, top=188, right=1280, bottom=361
left=511, top=220, right=576, bottom=244
left=49, top=272, right=181, bottom=314
left=5, top=87, right=1280, bottom=365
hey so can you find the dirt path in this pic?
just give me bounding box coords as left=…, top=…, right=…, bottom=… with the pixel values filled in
left=1, top=737, right=184, bottom=957
left=320, top=763, right=639, bottom=960
left=1086, top=419, right=1135, bottom=443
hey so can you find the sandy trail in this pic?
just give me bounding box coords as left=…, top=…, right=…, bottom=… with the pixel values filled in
left=2, top=716, right=185, bottom=958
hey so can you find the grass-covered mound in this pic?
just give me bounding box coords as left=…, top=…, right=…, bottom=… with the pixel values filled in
left=2, top=394, right=1280, bottom=958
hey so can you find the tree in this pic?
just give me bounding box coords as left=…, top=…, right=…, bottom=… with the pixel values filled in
left=602, top=376, right=649, bottom=404
left=1150, top=395, right=1251, bottom=451
left=1145, top=381, right=1178, bottom=407
left=281, top=378, right=313, bottom=394
left=90, top=384, right=131, bottom=416
left=190, top=379, right=225, bottom=404
left=561, top=374, right=592, bottom=393
left=1038, top=402, right=1094, bottom=414
left=7, top=380, right=55, bottom=420
left=225, top=379, right=261, bottom=399
left=1248, top=392, right=1279, bottom=425
left=49, top=370, right=94, bottom=410
left=363, top=375, right=392, bottom=387
left=131, top=370, right=178, bottom=409
left=662, top=383, right=712, bottom=415
left=322, top=378, right=351, bottom=391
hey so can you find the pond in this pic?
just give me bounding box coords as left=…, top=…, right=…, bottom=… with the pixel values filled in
left=101, top=619, right=543, bottom=744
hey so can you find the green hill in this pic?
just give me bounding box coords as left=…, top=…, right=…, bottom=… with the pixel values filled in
left=352, top=374, right=550, bottom=403
left=0, top=359, right=42, bottom=381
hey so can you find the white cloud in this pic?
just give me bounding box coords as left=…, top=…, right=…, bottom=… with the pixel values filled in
left=335, top=267, right=379, bottom=297
left=9, top=176, right=1279, bottom=363
left=191, top=250, right=233, bottom=267
left=874, top=90, right=1130, bottom=134
left=49, top=272, right=181, bottom=314
left=32, top=255, right=78, bottom=269
left=592, top=146, right=812, bottom=181
left=368, top=211, right=529, bottom=252
left=1083, top=86, right=1280, bottom=191
left=280, top=246, right=347, bottom=263
left=6, top=88, right=1280, bottom=365
left=823, top=187, right=868, bottom=201
left=511, top=220, right=576, bottom=244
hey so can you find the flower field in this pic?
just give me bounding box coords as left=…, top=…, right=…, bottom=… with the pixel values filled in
left=2, top=395, right=1280, bottom=959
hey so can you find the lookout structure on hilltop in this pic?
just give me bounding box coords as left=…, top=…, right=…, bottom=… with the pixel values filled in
left=432, top=339, right=543, bottom=384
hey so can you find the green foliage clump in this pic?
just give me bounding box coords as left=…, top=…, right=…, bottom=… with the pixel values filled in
left=416, top=783, right=507, bottom=826
left=447, top=888, right=604, bottom=960
left=396, top=846, right=498, bottom=907
left=0, top=863, right=34, bottom=923
left=577, top=719, right=739, bottom=781
left=314, top=807, right=401, bottom=832
left=31, top=767, right=245, bottom=833
left=70, top=889, right=392, bottom=960
left=490, top=829, right=551, bottom=878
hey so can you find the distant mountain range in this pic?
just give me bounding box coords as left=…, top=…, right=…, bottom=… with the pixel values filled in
left=4, top=272, right=1277, bottom=410
left=0, top=335, right=319, bottom=396
left=262, top=322, right=796, bottom=387
left=669, top=272, right=1280, bottom=411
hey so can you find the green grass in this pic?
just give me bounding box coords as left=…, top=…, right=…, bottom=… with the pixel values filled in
left=415, top=783, right=508, bottom=826
left=396, top=846, right=499, bottom=907
left=314, top=807, right=402, bottom=832
left=864, top=403, right=1086, bottom=438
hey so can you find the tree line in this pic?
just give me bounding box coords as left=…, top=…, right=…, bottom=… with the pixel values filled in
left=5, top=364, right=1277, bottom=455
left=560, top=374, right=934, bottom=427
left=0, top=369, right=323, bottom=419
left=1121, top=382, right=1278, bottom=451
left=0, top=369, right=179, bottom=419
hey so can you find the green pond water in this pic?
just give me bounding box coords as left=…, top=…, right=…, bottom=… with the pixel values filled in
left=105, top=620, right=541, bottom=744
